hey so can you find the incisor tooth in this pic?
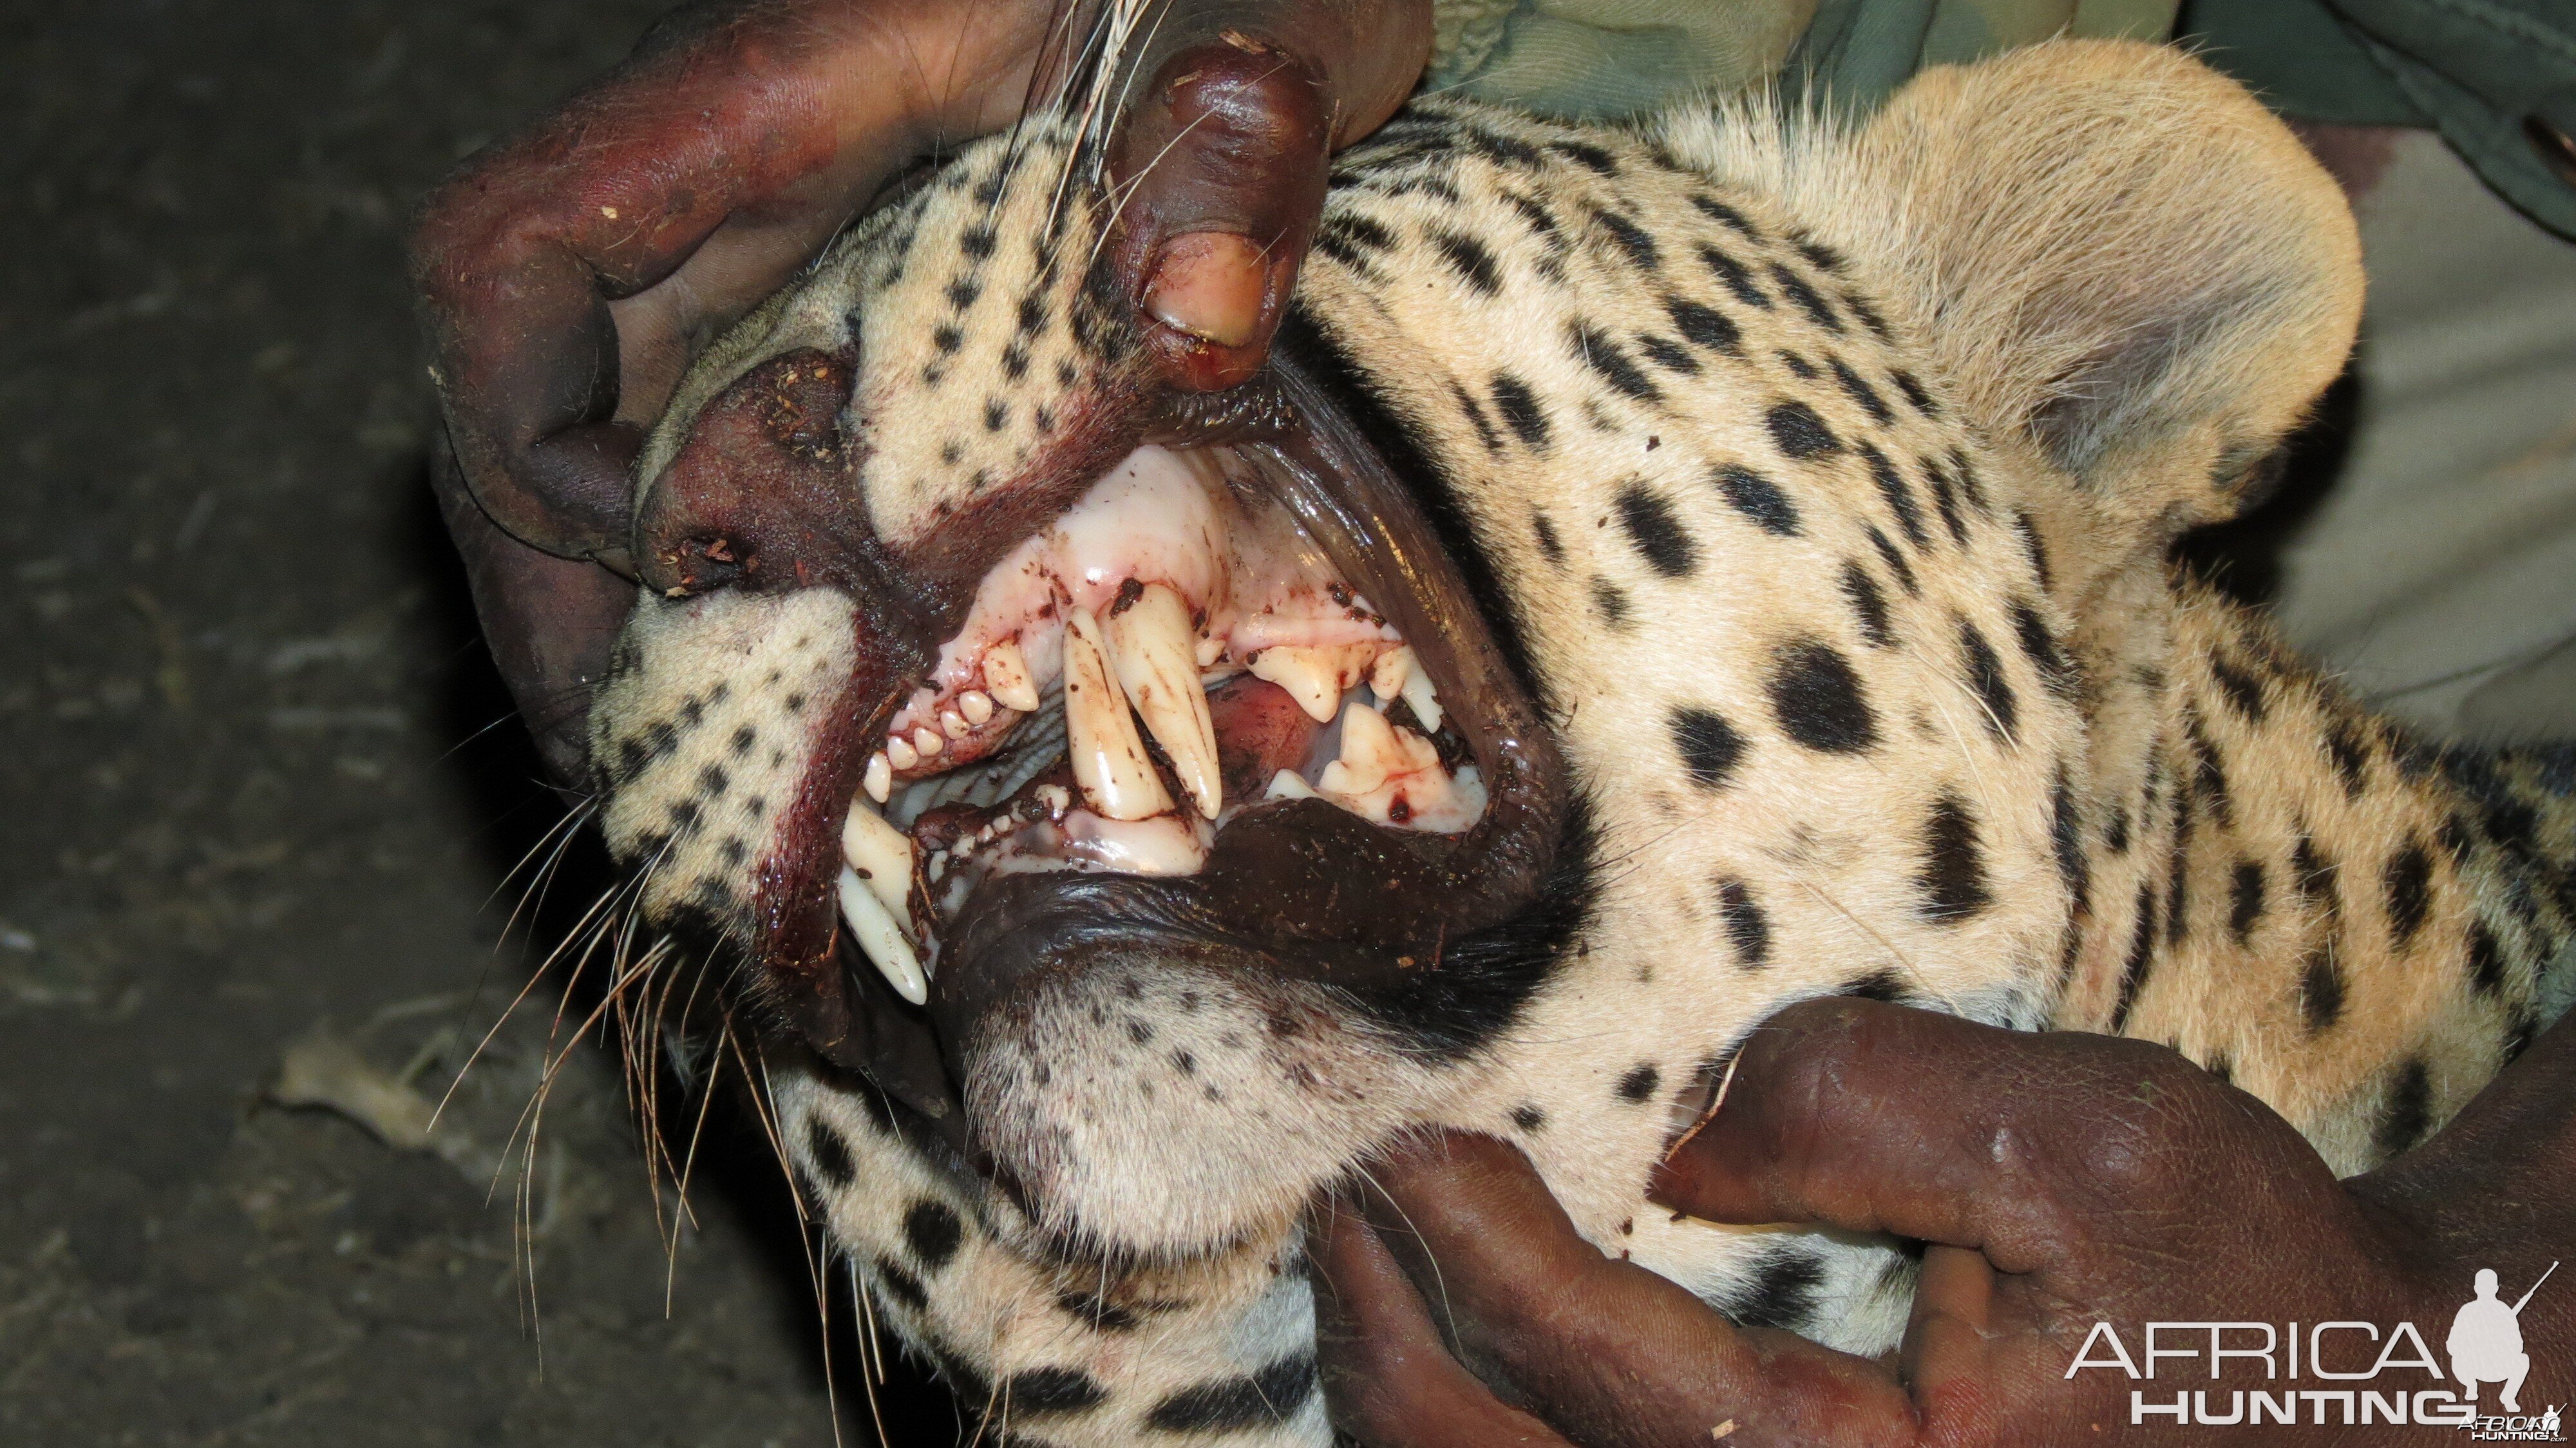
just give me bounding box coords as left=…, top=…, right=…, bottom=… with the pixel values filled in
left=982, top=638, right=1041, bottom=713
left=1063, top=605, right=1172, bottom=821
left=940, top=708, right=970, bottom=738
left=886, top=735, right=919, bottom=771
left=839, top=800, right=914, bottom=917
left=1250, top=643, right=1372, bottom=723
left=863, top=751, right=893, bottom=805
left=1106, top=582, right=1221, bottom=819
left=959, top=690, right=994, bottom=725
left=837, top=866, right=926, bottom=1005
left=911, top=726, right=943, bottom=757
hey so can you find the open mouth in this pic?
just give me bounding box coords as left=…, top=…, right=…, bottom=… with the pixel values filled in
left=645, top=350, right=1568, bottom=1154
left=839, top=434, right=1494, bottom=1005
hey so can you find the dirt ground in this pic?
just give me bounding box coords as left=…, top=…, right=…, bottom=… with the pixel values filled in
left=1, top=1, right=954, bottom=1442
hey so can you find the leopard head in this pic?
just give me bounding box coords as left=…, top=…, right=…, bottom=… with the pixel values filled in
left=582, top=37, right=2362, bottom=1296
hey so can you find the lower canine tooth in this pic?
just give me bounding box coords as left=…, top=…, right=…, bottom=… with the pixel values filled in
left=1106, top=582, right=1222, bottom=819
left=838, top=866, right=927, bottom=1006
left=1064, top=605, right=1173, bottom=821
left=840, top=799, right=915, bottom=917
left=982, top=639, right=1041, bottom=714
left=1251, top=643, right=1370, bottom=723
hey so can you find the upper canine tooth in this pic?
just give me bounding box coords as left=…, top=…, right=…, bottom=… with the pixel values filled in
left=837, top=866, right=927, bottom=1006
left=886, top=735, right=920, bottom=771
left=839, top=799, right=915, bottom=918
left=1106, top=582, right=1222, bottom=819
left=982, top=638, right=1041, bottom=714
left=958, top=690, right=994, bottom=725
left=1250, top=643, right=1370, bottom=723
left=1063, top=605, right=1173, bottom=821
left=911, top=726, right=943, bottom=757
left=863, top=751, right=893, bottom=804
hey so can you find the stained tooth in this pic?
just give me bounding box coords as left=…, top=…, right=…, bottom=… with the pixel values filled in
left=1037, top=783, right=1072, bottom=818
left=837, top=866, right=926, bottom=1006
left=1250, top=643, right=1369, bottom=723
left=1369, top=646, right=1414, bottom=701
left=1320, top=701, right=1403, bottom=796
left=1063, top=605, right=1173, bottom=821
left=1367, top=645, right=1443, bottom=733
left=864, top=751, right=893, bottom=805
left=886, top=736, right=920, bottom=771
left=1195, top=636, right=1226, bottom=669
left=840, top=800, right=915, bottom=917
left=982, top=638, right=1042, bottom=714
left=940, top=708, right=971, bottom=738
left=1265, top=768, right=1321, bottom=801
left=1106, top=582, right=1222, bottom=819
left=911, top=726, right=944, bottom=757
left=959, top=690, right=994, bottom=725
left=1401, top=662, right=1443, bottom=734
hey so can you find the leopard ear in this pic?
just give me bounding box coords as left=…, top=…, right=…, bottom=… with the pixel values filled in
left=1849, top=39, right=2362, bottom=546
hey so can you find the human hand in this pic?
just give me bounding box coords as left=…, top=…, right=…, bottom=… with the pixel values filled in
left=408, top=0, right=1432, bottom=781
left=1311, top=998, right=2576, bottom=1445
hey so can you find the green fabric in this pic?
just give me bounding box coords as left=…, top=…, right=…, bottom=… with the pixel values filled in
left=2175, top=0, right=2427, bottom=126
left=1421, top=0, right=2576, bottom=242
left=1426, top=1, right=1820, bottom=119
left=2177, top=0, right=2576, bottom=240
left=1425, top=0, right=2179, bottom=120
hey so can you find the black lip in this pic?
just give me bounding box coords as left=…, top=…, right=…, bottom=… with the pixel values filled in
left=808, top=352, right=1569, bottom=1153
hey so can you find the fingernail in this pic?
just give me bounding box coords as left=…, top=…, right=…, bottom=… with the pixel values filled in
left=1146, top=231, right=1268, bottom=348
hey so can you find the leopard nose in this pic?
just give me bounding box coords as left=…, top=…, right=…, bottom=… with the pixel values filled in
left=634, top=347, right=871, bottom=596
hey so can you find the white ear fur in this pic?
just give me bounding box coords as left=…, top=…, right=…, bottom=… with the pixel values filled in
left=1848, top=40, right=2363, bottom=533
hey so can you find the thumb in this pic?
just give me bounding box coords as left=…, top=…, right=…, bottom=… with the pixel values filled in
left=1108, top=1, right=1431, bottom=391
left=1647, top=998, right=2308, bottom=1279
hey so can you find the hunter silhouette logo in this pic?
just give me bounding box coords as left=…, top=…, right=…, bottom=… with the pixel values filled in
left=2063, top=1259, right=2562, bottom=1431
left=2452, top=1263, right=2554, bottom=1413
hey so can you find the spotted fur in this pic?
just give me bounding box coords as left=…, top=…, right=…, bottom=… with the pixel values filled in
left=583, top=40, right=2576, bottom=1445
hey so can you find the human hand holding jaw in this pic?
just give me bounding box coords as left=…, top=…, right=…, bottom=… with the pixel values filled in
left=408, top=0, right=1431, bottom=780
left=1309, top=996, right=2576, bottom=1446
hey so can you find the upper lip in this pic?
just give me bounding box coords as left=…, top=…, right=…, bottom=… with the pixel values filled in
left=722, top=355, right=1569, bottom=1133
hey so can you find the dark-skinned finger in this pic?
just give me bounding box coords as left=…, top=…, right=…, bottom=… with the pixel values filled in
left=1358, top=1133, right=1919, bottom=1448
left=1897, top=1245, right=2007, bottom=1439
left=1108, top=1, right=1431, bottom=390
left=430, top=441, right=634, bottom=788
left=1647, top=999, right=2356, bottom=1286
left=409, top=0, right=1062, bottom=564
left=1308, top=1196, right=1580, bottom=1448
